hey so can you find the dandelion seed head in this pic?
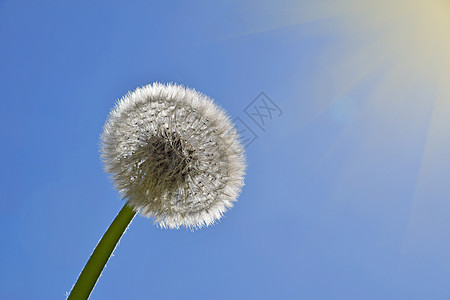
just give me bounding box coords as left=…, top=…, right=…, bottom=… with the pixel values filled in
left=101, top=82, right=246, bottom=229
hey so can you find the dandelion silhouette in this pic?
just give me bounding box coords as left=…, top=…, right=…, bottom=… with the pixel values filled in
left=68, top=82, right=246, bottom=299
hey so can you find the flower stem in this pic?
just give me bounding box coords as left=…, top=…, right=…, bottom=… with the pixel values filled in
left=68, top=203, right=137, bottom=300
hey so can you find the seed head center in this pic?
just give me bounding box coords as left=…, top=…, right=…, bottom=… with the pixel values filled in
left=145, top=133, right=196, bottom=191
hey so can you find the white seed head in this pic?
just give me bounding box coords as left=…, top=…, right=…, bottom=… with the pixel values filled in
left=101, top=82, right=246, bottom=229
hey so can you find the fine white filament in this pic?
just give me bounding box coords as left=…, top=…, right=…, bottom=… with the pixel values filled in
left=101, top=83, right=246, bottom=229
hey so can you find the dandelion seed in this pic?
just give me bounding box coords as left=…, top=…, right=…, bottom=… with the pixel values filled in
left=101, top=82, right=246, bottom=229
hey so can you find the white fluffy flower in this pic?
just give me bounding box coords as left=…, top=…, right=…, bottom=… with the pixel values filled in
left=101, top=82, right=246, bottom=229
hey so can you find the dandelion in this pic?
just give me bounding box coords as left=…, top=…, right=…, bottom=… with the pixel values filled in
left=101, top=82, right=246, bottom=228
left=68, top=82, right=246, bottom=299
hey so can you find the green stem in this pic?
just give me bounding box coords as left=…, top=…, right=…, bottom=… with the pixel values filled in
left=68, top=203, right=137, bottom=300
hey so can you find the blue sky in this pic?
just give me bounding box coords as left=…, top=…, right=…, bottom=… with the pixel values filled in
left=2, top=0, right=450, bottom=299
